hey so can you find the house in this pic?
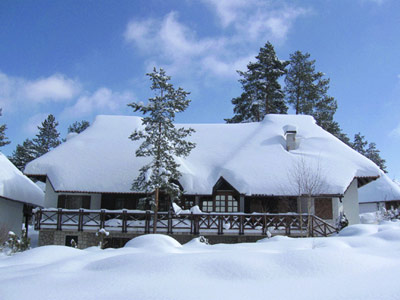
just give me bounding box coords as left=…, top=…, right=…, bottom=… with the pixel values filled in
left=359, top=172, right=400, bottom=213
left=25, top=114, right=381, bottom=247
left=0, top=153, right=44, bottom=237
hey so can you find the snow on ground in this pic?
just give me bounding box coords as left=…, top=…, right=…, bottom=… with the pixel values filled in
left=1, top=223, right=400, bottom=300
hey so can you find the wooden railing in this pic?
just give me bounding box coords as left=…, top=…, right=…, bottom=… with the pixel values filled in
left=33, top=209, right=339, bottom=237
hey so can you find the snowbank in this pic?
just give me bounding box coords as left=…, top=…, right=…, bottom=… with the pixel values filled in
left=1, top=223, right=400, bottom=300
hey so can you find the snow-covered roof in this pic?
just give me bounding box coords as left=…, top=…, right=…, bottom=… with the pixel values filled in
left=359, top=172, right=400, bottom=203
left=25, top=114, right=381, bottom=196
left=0, top=153, right=44, bottom=207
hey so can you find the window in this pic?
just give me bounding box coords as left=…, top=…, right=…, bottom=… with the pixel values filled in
left=202, top=200, right=214, bottom=212
left=216, top=194, right=238, bottom=212
left=65, top=235, right=78, bottom=247
left=315, top=198, right=333, bottom=219
left=58, top=195, right=91, bottom=209
left=201, top=193, right=239, bottom=213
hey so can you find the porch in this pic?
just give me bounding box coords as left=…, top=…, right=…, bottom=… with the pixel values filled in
left=34, top=209, right=338, bottom=242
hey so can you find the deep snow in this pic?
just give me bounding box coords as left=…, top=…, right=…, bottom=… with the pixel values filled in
left=0, top=153, right=44, bottom=207
left=1, top=223, right=400, bottom=300
left=25, top=114, right=380, bottom=196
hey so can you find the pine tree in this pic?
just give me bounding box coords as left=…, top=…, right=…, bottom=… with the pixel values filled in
left=226, top=42, right=288, bottom=123
left=68, top=120, right=90, bottom=134
left=33, top=114, right=61, bottom=157
left=365, top=142, right=387, bottom=172
left=9, top=114, right=62, bottom=171
left=351, top=132, right=387, bottom=172
left=128, top=68, right=195, bottom=233
left=284, top=51, right=317, bottom=115
left=352, top=133, right=368, bottom=155
left=285, top=51, right=342, bottom=139
left=9, top=139, right=37, bottom=171
left=0, top=108, right=10, bottom=148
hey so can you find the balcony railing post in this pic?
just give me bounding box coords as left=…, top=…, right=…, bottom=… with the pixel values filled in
left=122, top=210, right=127, bottom=233
left=195, top=214, right=200, bottom=235
left=218, top=215, right=223, bottom=235
left=36, top=209, right=42, bottom=230
left=100, top=209, right=105, bottom=229
left=190, top=212, right=194, bottom=234
left=57, top=208, right=62, bottom=231
left=78, top=209, right=83, bottom=231
left=145, top=210, right=150, bottom=234
left=167, top=210, right=173, bottom=234
left=262, top=215, right=267, bottom=235
left=239, top=215, right=244, bottom=235
left=285, top=216, right=290, bottom=235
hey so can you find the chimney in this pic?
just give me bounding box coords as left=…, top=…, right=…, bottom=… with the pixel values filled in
left=283, top=125, right=298, bottom=151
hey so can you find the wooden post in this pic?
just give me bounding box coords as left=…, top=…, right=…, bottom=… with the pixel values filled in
left=36, top=209, right=42, bottom=230
left=167, top=209, right=172, bottom=234
left=218, top=215, right=223, bottom=235
left=190, top=212, right=194, bottom=234
left=285, top=216, right=290, bottom=235
left=153, top=188, right=159, bottom=234
left=57, top=208, right=62, bottom=231
left=100, top=209, right=105, bottom=229
left=239, top=215, right=244, bottom=235
left=195, top=214, right=199, bottom=235
left=145, top=210, right=150, bottom=234
left=24, top=216, right=29, bottom=237
left=122, top=210, right=127, bottom=233
left=78, top=209, right=83, bottom=231
left=262, top=215, right=267, bottom=235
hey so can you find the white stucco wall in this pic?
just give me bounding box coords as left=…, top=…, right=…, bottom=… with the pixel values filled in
left=44, top=179, right=58, bottom=207
left=342, top=178, right=360, bottom=225
left=359, top=202, right=380, bottom=214
left=332, top=197, right=342, bottom=224
left=0, top=197, right=24, bottom=236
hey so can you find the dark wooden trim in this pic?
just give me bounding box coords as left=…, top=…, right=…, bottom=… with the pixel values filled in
left=34, top=209, right=338, bottom=237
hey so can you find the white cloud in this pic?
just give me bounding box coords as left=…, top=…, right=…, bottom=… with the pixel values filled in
left=124, top=2, right=309, bottom=80
left=0, top=71, right=81, bottom=112
left=23, top=74, right=80, bottom=102
left=62, top=88, right=134, bottom=117
left=201, top=0, right=255, bottom=27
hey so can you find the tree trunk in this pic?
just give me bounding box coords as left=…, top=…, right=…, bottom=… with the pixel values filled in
left=153, top=187, right=159, bottom=234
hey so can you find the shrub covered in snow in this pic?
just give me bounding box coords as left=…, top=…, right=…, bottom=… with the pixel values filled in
left=1, top=230, right=30, bottom=255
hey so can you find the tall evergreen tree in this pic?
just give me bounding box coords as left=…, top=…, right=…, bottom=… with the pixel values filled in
left=352, top=133, right=368, bottom=155
left=285, top=51, right=342, bottom=140
left=0, top=108, right=10, bottom=148
left=33, top=114, right=61, bottom=157
left=226, top=42, right=288, bottom=123
left=365, top=142, right=387, bottom=172
left=351, top=132, right=387, bottom=172
left=9, top=139, right=37, bottom=171
left=9, top=114, right=61, bottom=171
left=128, top=68, right=195, bottom=233
left=68, top=120, right=90, bottom=134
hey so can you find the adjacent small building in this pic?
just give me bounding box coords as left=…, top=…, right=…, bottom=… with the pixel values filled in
left=0, top=153, right=44, bottom=236
left=25, top=114, right=381, bottom=247
left=359, top=172, right=400, bottom=213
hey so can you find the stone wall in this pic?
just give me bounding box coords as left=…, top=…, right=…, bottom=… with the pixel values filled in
left=38, top=230, right=269, bottom=248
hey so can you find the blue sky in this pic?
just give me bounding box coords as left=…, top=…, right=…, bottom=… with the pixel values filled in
left=0, top=0, right=400, bottom=177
